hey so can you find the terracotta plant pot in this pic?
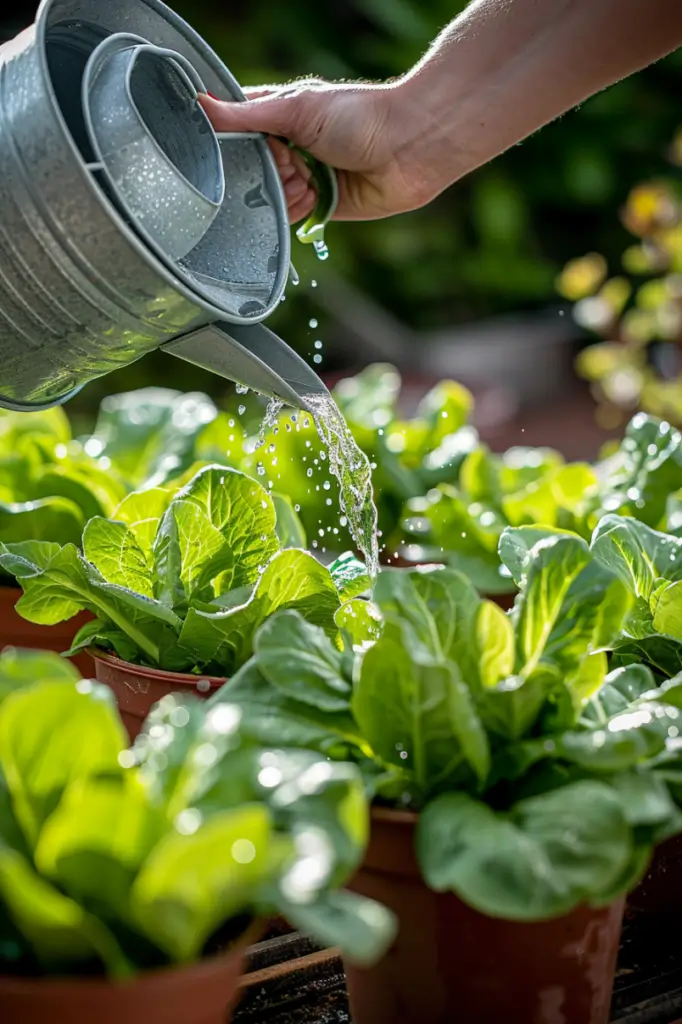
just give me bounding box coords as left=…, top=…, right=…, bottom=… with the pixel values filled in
left=626, top=834, right=682, bottom=920
left=92, top=650, right=226, bottom=741
left=345, top=807, right=625, bottom=1024
left=0, top=930, right=255, bottom=1024
left=0, top=585, right=93, bottom=678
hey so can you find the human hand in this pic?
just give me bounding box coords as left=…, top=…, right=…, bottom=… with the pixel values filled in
left=199, top=80, right=441, bottom=224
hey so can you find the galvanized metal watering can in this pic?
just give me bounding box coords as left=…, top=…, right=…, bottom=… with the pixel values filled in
left=0, top=0, right=338, bottom=413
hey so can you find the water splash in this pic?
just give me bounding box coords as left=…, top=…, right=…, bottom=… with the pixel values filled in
left=304, top=392, right=379, bottom=578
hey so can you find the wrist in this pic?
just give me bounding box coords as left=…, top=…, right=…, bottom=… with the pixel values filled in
left=386, top=71, right=476, bottom=202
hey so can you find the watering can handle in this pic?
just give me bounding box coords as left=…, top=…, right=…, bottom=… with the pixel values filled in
left=161, top=321, right=329, bottom=412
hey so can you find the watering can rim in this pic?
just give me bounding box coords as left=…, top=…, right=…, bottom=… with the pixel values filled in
left=81, top=31, right=227, bottom=266
left=30, top=0, right=292, bottom=328
left=82, top=31, right=226, bottom=209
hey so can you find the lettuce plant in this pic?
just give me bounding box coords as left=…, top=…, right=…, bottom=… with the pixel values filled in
left=402, top=411, right=682, bottom=594
left=0, top=388, right=246, bottom=565
left=0, top=648, right=393, bottom=978
left=219, top=533, right=682, bottom=921
left=0, top=406, right=126, bottom=554
left=0, top=465, right=367, bottom=675
left=590, top=512, right=682, bottom=678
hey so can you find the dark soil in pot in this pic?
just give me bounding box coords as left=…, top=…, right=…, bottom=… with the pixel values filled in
left=626, top=834, right=682, bottom=921
left=0, top=585, right=93, bottom=678
left=91, top=650, right=226, bottom=742
left=345, top=807, right=625, bottom=1024
left=0, top=925, right=258, bottom=1024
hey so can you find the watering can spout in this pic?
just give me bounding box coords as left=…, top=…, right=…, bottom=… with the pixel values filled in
left=162, top=321, right=329, bottom=411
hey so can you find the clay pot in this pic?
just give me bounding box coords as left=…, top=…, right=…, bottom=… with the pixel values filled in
left=0, top=929, right=255, bottom=1024
left=345, top=807, right=625, bottom=1024
left=0, top=585, right=93, bottom=678
left=626, top=834, right=682, bottom=920
left=92, top=650, right=226, bottom=741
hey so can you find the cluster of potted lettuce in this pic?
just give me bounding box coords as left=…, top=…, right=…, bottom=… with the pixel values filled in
left=400, top=411, right=682, bottom=594
left=0, top=647, right=393, bottom=1022
left=0, top=463, right=368, bottom=734
left=219, top=530, right=682, bottom=1021
left=0, top=388, right=245, bottom=668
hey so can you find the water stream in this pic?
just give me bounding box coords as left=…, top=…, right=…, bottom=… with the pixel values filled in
left=304, top=392, right=379, bottom=579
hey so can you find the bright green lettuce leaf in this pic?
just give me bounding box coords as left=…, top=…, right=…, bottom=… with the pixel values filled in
left=557, top=702, right=677, bottom=772
left=403, top=487, right=509, bottom=593
left=272, top=493, right=307, bottom=549
left=214, top=660, right=366, bottom=757
left=512, top=534, right=592, bottom=676
left=177, top=466, right=279, bottom=591
left=417, top=781, right=633, bottom=920
left=1, top=543, right=180, bottom=665
left=652, top=581, right=682, bottom=640
left=34, top=463, right=126, bottom=521
left=582, top=664, right=657, bottom=724
left=114, top=488, right=172, bottom=551
left=596, top=414, right=682, bottom=528
left=180, top=550, right=341, bottom=674
left=65, top=619, right=140, bottom=664
left=0, top=497, right=84, bottom=547
left=254, top=610, right=351, bottom=711
left=591, top=514, right=682, bottom=601
left=277, top=887, right=396, bottom=967
left=499, top=525, right=583, bottom=588
left=334, top=598, right=382, bottom=647
left=0, top=406, right=70, bottom=448
left=35, top=773, right=165, bottom=921
left=415, top=379, right=473, bottom=444
left=503, top=463, right=597, bottom=530
left=131, top=804, right=274, bottom=961
left=0, top=846, right=132, bottom=977
left=153, top=500, right=233, bottom=611
left=479, top=666, right=564, bottom=742
left=84, top=517, right=153, bottom=597
left=0, top=648, right=80, bottom=706
left=0, top=680, right=125, bottom=846
left=352, top=630, right=490, bottom=792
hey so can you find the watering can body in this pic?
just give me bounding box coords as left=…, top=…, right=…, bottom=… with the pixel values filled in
left=0, top=0, right=328, bottom=412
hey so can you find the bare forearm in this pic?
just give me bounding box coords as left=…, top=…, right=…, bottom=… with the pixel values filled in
left=396, top=0, right=682, bottom=192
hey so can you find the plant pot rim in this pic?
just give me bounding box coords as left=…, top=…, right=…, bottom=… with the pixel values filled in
left=91, top=649, right=227, bottom=686
left=371, top=805, right=419, bottom=826
left=0, top=922, right=261, bottom=993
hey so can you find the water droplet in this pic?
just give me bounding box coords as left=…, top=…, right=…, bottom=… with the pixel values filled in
left=236, top=383, right=249, bottom=395
left=313, top=354, right=323, bottom=364
left=314, top=340, right=323, bottom=350
left=238, top=404, right=246, bottom=416
left=309, top=318, right=319, bottom=329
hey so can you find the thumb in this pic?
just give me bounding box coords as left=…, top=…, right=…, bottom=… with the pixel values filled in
left=198, top=92, right=303, bottom=141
